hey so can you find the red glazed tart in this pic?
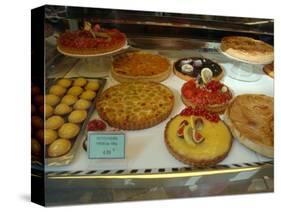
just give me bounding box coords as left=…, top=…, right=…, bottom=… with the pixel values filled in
left=181, top=79, right=233, bottom=114
left=57, top=24, right=126, bottom=55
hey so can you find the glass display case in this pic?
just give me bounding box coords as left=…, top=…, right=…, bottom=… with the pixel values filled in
left=31, top=5, right=274, bottom=206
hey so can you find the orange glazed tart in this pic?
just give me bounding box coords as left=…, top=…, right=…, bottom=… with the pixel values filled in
left=181, top=79, right=233, bottom=114
left=96, top=82, right=174, bottom=130
left=57, top=24, right=126, bottom=55
left=165, top=107, right=232, bottom=167
left=112, top=51, right=171, bottom=83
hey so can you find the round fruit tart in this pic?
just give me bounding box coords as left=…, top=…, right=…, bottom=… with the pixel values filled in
left=165, top=107, right=232, bottom=167
left=174, top=57, right=224, bottom=81
left=181, top=77, right=233, bottom=114
left=224, top=94, right=273, bottom=158
left=57, top=23, right=126, bottom=55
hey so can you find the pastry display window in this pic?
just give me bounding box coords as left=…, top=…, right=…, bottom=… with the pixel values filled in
left=32, top=5, right=274, bottom=206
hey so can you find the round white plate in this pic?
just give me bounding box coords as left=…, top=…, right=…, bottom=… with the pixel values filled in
left=218, top=46, right=272, bottom=65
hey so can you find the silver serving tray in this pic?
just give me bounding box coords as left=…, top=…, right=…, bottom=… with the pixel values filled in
left=44, top=77, right=107, bottom=166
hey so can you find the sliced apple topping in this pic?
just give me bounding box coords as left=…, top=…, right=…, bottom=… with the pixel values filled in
left=183, top=125, right=196, bottom=146
left=177, top=120, right=189, bottom=138
left=192, top=131, right=205, bottom=144
left=195, top=117, right=204, bottom=130
left=183, top=116, right=205, bottom=145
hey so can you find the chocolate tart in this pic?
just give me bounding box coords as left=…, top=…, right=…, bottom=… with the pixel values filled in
left=174, top=57, right=224, bottom=81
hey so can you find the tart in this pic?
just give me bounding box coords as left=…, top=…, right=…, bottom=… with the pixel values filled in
left=221, top=36, right=273, bottom=64
left=263, top=62, right=274, bottom=78
left=224, top=94, right=274, bottom=158
left=181, top=79, right=233, bottom=114
left=96, top=82, right=174, bottom=130
left=165, top=107, right=232, bottom=167
left=57, top=24, right=126, bottom=55
left=174, top=57, right=224, bottom=81
left=112, top=52, right=171, bottom=82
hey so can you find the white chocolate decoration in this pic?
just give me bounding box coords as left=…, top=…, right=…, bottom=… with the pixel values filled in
left=181, top=64, right=194, bottom=73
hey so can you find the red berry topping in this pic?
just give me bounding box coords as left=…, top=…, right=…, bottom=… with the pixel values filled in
left=180, top=107, right=220, bottom=122
left=181, top=79, right=232, bottom=106
left=88, top=119, right=107, bottom=131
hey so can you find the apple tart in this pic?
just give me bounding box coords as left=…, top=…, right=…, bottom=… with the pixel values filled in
left=224, top=94, right=274, bottom=158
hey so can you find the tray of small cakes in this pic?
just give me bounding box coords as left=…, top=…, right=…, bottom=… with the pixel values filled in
left=42, top=77, right=106, bottom=166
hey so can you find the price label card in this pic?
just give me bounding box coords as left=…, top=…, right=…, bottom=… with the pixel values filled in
left=88, top=132, right=126, bottom=159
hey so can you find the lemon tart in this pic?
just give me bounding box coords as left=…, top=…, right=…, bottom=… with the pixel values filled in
left=165, top=107, right=232, bottom=167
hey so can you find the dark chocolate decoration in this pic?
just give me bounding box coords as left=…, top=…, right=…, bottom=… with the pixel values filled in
left=174, top=57, right=222, bottom=77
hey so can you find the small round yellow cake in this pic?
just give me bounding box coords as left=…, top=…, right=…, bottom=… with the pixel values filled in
left=57, top=78, right=72, bottom=88
left=80, top=90, right=96, bottom=101
left=68, top=110, right=87, bottom=124
left=73, top=99, right=91, bottom=110
left=48, top=138, right=72, bottom=157
left=46, top=116, right=65, bottom=130
left=67, top=86, right=84, bottom=96
left=45, top=104, right=54, bottom=117
left=61, top=95, right=78, bottom=106
left=85, top=81, right=99, bottom=91
left=54, top=103, right=72, bottom=115
left=45, top=94, right=60, bottom=106
left=49, top=85, right=66, bottom=97
left=73, top=78, right=87, bottom=87
left=58, top=123, right=80, bottom=139
left=165, top=115, right=232, bottom=167
left=44, top=129, right=58, bottom=145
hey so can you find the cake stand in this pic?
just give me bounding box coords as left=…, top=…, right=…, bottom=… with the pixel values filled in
left=57, top=41, right=129, bottom=77
left=218, top=47, right=272, bottom=82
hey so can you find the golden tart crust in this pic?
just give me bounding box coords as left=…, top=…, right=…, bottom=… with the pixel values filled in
left=221, top=36, right=273, bottom=64
left=224, top=94, right=274, bottom=158
left=263, top=62, right=274, bottom=78
left=96, top=82, right=174, bottom=130
left=112, top=52, right=171, bottom=82
left=165, top=115, right=232, bottom=167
